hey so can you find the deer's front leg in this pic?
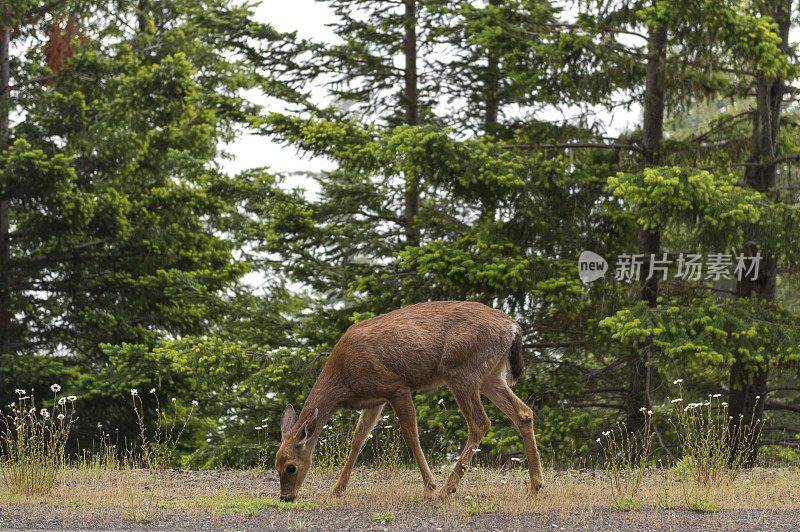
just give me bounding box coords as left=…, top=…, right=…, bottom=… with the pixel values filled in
left=331, top=403, right=385, bottom=496
left=388, top=390, right=437, bottom=497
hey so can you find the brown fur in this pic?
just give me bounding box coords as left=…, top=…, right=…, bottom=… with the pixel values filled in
left=275, top=301, right=544, bottom=501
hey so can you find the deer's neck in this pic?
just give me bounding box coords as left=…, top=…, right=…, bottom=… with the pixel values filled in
left=296, top=370, right=346, bottom=442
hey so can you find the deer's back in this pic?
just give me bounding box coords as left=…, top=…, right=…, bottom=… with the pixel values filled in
left=326, top=301, right=519, bottom=400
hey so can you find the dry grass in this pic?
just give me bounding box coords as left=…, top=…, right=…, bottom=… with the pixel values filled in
left=1, top=464, right=799, bottom=526
left=313, top=466, right=800, bottom=513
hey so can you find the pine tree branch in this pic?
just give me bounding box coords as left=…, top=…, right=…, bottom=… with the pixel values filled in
left=687, top=111, right=752, bottom=143
left=571, top=402, right=625, bottom=410
left=504, top=142, right=642, bottom=152
left=584, top=387, right=628, bottom=395
left=762, top=425, right=800, bottom=433
left=697, top=136, right=748, bottom=148
left=584, top=358, right=625, bottom=379
left=760, top=439, right=800, bottom=448
left=523, top=340, right=589, bottom=349
left=3, top=74, right=57, bottom=93
left=765, top=401, right=800, bottom=414
left=767, top=385, right=800, bottom=393
left=26, top=0, right=69, bottom=17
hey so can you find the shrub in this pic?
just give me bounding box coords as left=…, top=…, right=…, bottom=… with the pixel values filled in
left=0, top=386, right=77, bottom=495
left=598, top=408, right=654, bottom=510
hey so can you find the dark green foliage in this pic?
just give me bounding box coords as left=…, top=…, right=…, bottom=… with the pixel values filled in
left=3, top=0, right=800, bottom=469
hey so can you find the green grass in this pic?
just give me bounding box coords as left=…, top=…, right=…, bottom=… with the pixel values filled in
left=369, top=510, right=395, bottom=523
left=610, top=495, right=644, bottom=512
left=464, top=499, right=500, bottom=516
left=159, top=495, right=320, bottom=516
left=685, top=495, right=719, bottom=513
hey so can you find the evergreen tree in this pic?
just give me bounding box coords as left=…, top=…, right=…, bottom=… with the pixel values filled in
left=0, top=0, right=293, bottom=450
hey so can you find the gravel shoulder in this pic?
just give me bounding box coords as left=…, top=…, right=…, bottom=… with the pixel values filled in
left=1, top=468, right=798, bottom=531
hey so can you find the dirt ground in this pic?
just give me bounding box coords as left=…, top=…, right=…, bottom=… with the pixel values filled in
left=1, top=468, right=799, bottom=531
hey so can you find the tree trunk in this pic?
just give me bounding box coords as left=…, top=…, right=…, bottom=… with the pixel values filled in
left=402, top=0, right=420, bottom=247
left=626, top=21, right=666, bottom=435
left=727, top=0, right=790, bottom=466
left=483, top=0, right=501, bottom=136
left=484, top=54, right=500, bottom=136
left=0, top=27, right=11, bottom=355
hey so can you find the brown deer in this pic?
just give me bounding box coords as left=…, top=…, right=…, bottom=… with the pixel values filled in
left=274, top=301, right=544, bottom=501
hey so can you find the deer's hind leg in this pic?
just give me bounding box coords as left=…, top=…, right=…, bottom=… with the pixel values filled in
left=481, top=376, right=544, bottom=495
left=437, top=386, right=491, bottom=497
left=331, top=403, right=385, bottom=496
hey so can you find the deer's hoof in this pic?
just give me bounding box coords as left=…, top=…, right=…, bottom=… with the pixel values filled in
left=435, top=484, right=456, bottom=499
left=330, top=484, right=346, bottom=497
left=527, top=479, right=544, bottom=497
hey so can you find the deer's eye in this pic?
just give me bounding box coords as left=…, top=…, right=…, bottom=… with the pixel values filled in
left=286, top=464, right=297, bottom=474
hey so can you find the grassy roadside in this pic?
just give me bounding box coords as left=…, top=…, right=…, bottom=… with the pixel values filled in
left=2, top=388, right=797, bottom=529
left=1, top=466, right=798, bottom=527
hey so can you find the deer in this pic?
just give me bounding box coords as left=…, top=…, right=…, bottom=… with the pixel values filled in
left=274, top=300, right=544, bottom=502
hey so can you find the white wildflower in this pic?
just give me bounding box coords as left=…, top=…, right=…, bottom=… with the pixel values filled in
left=57, top=414, right=65, bottom=420
left=596, top=438, right=601, bottom=443
left=40, top=409, right=50, bottom=419
left=472, top=448, right=481, bottom=452
left=58, top=397, right=67, bottom=405
left=14, top=389, right=25, bottom=395
left=437, top=398, right=444, bottom=405
left=510, top=457, right=523, bottom=462
left=171, top=397, right=176, bottom=402
left=721, top=402, right=728, bottom=407
left=131, top=388, right=138, bottom=396
left=602, top=430, right=611, bottom=437
left=150, top=388, right=156, bottom=394
left=50, top=384, right=61, bottom=393
left=671, top=398, right=682, bottom=404
left=191, top=400, right=198, bottom=406
left=673, top=379, right=683, bottom=385
left=648, top=410, right=654, bottom=415
left=67, top=396, right=77, bottom=402
left=384, top=425, right=393, bottom=429
left=712, top=394, right=721, bottom=398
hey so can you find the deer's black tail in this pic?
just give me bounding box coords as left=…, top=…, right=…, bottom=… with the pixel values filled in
left=508, top=328, right=523, bottom=384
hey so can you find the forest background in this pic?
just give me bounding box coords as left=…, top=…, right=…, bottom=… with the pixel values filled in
left=2, top=0, right=800, bottom=470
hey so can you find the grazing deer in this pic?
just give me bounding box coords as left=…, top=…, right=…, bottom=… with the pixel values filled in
left=275, top=301, right=544, bottom=501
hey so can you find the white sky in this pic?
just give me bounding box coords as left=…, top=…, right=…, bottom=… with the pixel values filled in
left=220, top=0, right=642, bottom=187
left=218, top=0, right=339, bottom=188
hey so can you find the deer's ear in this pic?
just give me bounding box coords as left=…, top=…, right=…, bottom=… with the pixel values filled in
left=280, top=404, right=297, bottom=436
left=297, top=408, right=318, bottom=443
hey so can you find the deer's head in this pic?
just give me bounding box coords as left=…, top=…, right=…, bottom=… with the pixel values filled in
left=275, top=404, right=318, bottom=502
